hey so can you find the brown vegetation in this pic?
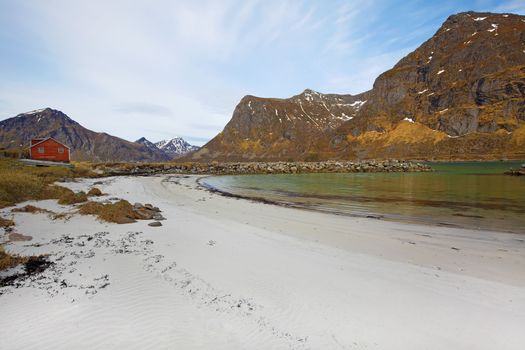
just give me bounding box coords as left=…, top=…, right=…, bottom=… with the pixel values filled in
left=78, top=200, right=137, bottom=224
left=0, top=158, right=96, bottom=208
left=0, top=245, right=28, bottom=271
left=57, top=189, right=88, bottom=205
left=51, top=212, right=71, bottom=221
left=12, top=205, right=52, bottom=214
left=0, top=217, right=14, bottom=228
left=87, top=187, right=103, bottom=196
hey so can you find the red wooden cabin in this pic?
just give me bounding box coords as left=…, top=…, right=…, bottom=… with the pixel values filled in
left=29, top=137, right=70, bottom=162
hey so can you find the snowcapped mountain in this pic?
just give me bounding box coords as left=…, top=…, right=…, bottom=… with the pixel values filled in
left=135, top=136, right=199, bottom=159
left=155, top=137, right=199, bottom=158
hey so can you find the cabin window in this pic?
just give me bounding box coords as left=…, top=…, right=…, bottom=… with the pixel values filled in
left=37, top=147, right=44, bottom=154
left=58, top=147, right=64, bottom=154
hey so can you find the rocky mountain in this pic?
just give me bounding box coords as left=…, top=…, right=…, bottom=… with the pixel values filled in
left=191, top=11, right=525, bottom=161
left=135, top=137, right=160, bottom=153
left=135, top=137, right=199, bottom=159
left=191, top=89, right=370, bottom=161
left=155, top=137, right=199, bottom=158
left=0, top=108, right=169, bottom=162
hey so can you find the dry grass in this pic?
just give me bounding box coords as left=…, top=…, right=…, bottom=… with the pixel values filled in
left=87, top=187, right=103, bottom=196
left=11, top=205, right=53, bottom=214
left=57, top=189, right=88, bottom=205
left=78, top=200, right=136, bottom=224
left=0, top=217, right=14, bottom=228
left=0, top=158, right=97, bottom=208
left=51, top=212, right=71, bottom=221
left=0, top=245, right=28, bottom=271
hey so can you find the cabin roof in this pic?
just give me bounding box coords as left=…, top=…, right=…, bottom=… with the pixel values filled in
left=30, top=137, right=70, bottom=149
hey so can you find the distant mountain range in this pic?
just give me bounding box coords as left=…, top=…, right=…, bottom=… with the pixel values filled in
left=190, top=11, right=525, bottom=161
left=0, top=108, right=197, bottom=162
left=136, top=137, right=199, bottom=159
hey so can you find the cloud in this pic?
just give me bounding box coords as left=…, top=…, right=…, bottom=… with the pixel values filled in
left=114, top=103, right=173, bottom=116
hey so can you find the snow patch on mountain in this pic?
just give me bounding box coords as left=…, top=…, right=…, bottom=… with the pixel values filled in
left=136, top=137, right=199, bottom=159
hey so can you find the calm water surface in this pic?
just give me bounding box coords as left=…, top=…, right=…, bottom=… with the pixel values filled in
left=203, top=161, right=525, bottom=233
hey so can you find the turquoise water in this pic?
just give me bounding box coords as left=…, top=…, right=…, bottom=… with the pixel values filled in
left=203, top=161, right=525, bottom=233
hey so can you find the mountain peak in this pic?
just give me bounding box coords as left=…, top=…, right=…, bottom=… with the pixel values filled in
left=17, top=107, right=63, bottom=116
left=155, top=137, right=199, bottom=158
left=134, top=136, right=199, bottom=159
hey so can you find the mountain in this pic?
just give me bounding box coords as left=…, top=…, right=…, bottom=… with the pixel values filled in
left=191, top=11, right=525, bottom=161
left=135, top=136, right=199, bottom=159
left=135, top=137, right=161, bottom=153
left=0, top=108, right=169, bottom=162
left=155, top=137, right=199, bottom=158
left=191, top=89, right=370, bottom=161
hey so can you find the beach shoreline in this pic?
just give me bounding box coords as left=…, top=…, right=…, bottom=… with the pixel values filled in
left=197, top=174, right=525, bottom=234
left=1, top=174, right=524, bottom=349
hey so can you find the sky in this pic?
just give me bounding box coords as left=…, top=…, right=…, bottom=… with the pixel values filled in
left=1, top=0, right=524, bottom=145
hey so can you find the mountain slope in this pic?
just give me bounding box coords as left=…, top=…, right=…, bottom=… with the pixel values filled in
left=192, top=11, right=525, bottom=161
left=0, top=108, right=169, bottom=162
left=135, top=137, right=161, bottom=154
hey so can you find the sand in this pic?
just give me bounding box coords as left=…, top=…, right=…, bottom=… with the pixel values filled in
left=0, top=174, right=524, bottom=349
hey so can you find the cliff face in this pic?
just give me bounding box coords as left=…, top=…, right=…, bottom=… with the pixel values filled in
left=0, top=108, right=169, bottom=162
left=193, top=12, right=525, bottom=161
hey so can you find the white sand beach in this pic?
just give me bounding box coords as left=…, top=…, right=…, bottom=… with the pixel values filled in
left=1, top=174, right=524, bottom=350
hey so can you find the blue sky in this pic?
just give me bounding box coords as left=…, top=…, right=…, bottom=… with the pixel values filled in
left=1, top=0, right=524, bottom=145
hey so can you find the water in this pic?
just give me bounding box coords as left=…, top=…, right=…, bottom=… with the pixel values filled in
left=202, top=161, right=525, bottom=233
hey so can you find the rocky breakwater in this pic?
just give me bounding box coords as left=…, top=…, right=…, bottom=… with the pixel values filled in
left=96, top=160, right=432, bottom=176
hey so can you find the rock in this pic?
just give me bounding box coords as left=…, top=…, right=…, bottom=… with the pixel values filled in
left=91, top=160, right=432, bottom=176
left=148, top=221, right=162, bottom=227
left=133, top=209, right=155, bottom=220
left=152, top=213, right=165, bottom=221
left=133, top=202, right=143, bottom=209
left=505, top=169, right=525, bottom=176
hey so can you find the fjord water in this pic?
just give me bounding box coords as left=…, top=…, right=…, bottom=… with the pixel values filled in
left=203, top=161, right=525, bottom=233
